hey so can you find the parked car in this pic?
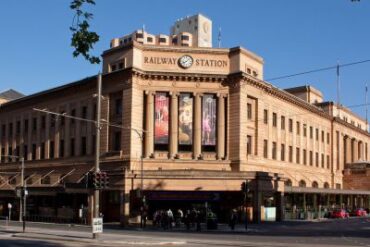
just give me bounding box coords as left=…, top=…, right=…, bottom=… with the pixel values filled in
left=351, top=208, right=367, bottom=217
left=331, top=209, right=349, bottom=219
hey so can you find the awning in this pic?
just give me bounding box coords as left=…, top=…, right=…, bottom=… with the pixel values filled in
left=285, top=186, right=370, bottom=195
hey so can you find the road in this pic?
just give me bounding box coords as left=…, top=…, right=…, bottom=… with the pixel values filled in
left=0, top=217, right=369, bottom=246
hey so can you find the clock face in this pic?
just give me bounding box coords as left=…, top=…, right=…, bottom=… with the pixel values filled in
left=178, top=55, right=193, bottom=69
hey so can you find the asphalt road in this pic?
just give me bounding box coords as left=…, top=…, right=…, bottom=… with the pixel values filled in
left=0, top=217, right=369, bottom=246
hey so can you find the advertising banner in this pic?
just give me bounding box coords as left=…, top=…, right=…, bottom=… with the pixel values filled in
left=202, top=94, right=217, bottom=146
left=179, top=94, right=193, bottom=145
left=154, top=92, right=169, bottom=144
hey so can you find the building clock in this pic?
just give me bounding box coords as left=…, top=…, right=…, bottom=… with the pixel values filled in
left=178, top=55, right=193, bottom=69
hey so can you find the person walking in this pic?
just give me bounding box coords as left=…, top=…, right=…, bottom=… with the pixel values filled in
left=230, top=209, right=238, bottom=230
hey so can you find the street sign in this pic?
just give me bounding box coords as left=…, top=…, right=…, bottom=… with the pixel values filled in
left=92, top=217, right=103, bottom=233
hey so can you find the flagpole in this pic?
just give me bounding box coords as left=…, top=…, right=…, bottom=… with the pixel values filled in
left=218, top=27, right=221, bottom=48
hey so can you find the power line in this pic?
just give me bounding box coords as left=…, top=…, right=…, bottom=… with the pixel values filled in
left=266, top=59, right=370, bottom=81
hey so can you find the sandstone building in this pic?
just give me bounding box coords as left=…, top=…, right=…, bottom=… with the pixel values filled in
left=0, top=14, right=369, bottom=224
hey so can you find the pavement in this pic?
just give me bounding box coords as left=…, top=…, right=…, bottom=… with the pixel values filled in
left=0, top=217, right=369, bottom=246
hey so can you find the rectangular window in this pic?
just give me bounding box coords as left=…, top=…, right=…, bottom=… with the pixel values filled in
left=50, top=115, right=55, bottom=128
left=263, top=140, right=268, bottom=158
left=281, top=116, right=285, bottom=130
left=321, top=130, right=324, bottom=143
left=263, top=109, right=268, bottom=124
left=303, top=149, right=307, bottom=165
left=82, top=106, right=88, bottom=119
left=24, top=119, right=29, bottom=132
left=70, top=138, right=75, bottom=157
left=0, top=148, right=5, bottom=162
left=310, top=151, right=313, bottom=166
left=32, top=144, right=36, bottom=160
left=315, top=152, right=319, bottom=167
left=60, top=112, right=65, bottom=126
left=16, top=121, right=21, bottom=134
left=296, top=147, right=300, bottom=164
left=296, top=121, right=300, bottom=135
left=179, top=93, right=193, bottom=151
left=327, top=133, right=330, bottom=144
left=40, top=142, right=45, bottom=159
left=281, top=144, right=285, bottom=161
left=247, top=135, right=252, bottom=155
left=1, top=124, right=5, bottom=137
left=49, top=141, right=54, bottom=159
left=310, top=126, right=313, bottom=139
left=41, top=116, right=46, bottom=129
left=114, top=132, right=121, bottom=151
left=159, top=37, right=166, bottom=43
left=115, top=98, right=123, bottom=115
left=16, top=146, right=20, bottom=157
left=247, top=103, right=252, bottom=120
left=9, top=123, right=13, bottom=136
left=272, top=142, right=277, bottom=160
left=272, top=113, right=277, bottom=127
left=316, top=128, right=319, bottom=141
left=201, top=94, right=217, bottom=152
left=81, top=137, right=87, bottom=155
left=71, top=109, right=76, bottom=124
left=154, top=92, right=170, bottom=151
left=303, top=125, right=307, bottom=137
left=24, top=145, right=28, bottom=161
left=59, top=140, right=64, bottom=158
left=32, top=117, right=37, bottom=131
left=321, top=153, right=324, bottom=168
left=289, top=119, right=293, bottom=132
left=181, top=35, right=190, bottom=41
left=289, top=146, right=293, bottom=162
left=327, top=155, right=330, bottom=169
left=147, top=37, right=153, bottom=42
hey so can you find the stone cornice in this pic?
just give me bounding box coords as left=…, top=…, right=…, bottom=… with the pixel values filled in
left=227, top=72, right=332, bottom=120
left=334, top=117, right=370, bottom=137
left=131, top=67, right=228, bottom=83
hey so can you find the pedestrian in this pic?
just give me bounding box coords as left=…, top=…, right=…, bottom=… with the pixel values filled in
left=195, top=210, right=201, bottom=232
left=167, top=209, right=174, bottom=228
left=184, top=210, right=191, bottom=230
left=176, top=209, right=183, bottom=227
left=230, top=209, right=237, bottom=230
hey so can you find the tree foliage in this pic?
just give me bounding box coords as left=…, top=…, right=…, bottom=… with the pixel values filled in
left=70, top=0, right=100, bottom=64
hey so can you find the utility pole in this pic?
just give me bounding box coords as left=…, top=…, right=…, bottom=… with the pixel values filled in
left=93, top=72, right=102, bottom=239
left=21, top=157, right=26, bottom=233
left=336, top=61, right=341, bottom=117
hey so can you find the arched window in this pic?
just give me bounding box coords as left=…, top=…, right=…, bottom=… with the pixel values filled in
left=299, top=180, right=306, bottom=188
left=285, top=179, right=292, bottom=187
left=324, top=182, right=330, bottom=189
left=41, top=176, right=51, bottom=185
left=312, top=181, right=318, bottom=188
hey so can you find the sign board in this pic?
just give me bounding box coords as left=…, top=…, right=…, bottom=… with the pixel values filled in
left=92, top=217, right=103, bottom=233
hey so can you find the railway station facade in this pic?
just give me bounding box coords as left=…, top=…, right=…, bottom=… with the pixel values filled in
left=0, top=14, right=369, bottom=225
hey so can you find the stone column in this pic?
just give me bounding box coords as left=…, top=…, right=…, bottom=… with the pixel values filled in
left=275, top=192, right=285, bottom=221
left=313, top=194, right=318, bottom=217
left=353, top=139, right=358, bottom=162
left=217, top=94, right=225, bottom=160
left=169, top=92, right=178, bottom=158
left=64, top=104, right=71, bottom=157
left=346, top=137, right=352, bottom=164
left=144, top=91, right=154, bottom=158
left=193, top=93, right=202, bottom=159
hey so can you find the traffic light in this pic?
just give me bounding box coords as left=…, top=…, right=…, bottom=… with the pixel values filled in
left=101, top=172, right=109, bottom=189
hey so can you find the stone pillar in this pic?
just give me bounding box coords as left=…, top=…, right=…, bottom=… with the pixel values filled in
left=346, top=137, right=352, bottom=164
left=193, top=93, right=202, bottom=159
left=217, top=94, right=225, bottom=160
left=169, top=92, right=178, bottom=158
left=144, top=92, right=154, bottom=158
left=253, top=190, right=262, bottom=224
left=313, top=194, right=318, bottom=217
left=353, top=139, right=358, bottom=162
left=339, top=194, right=343, bottom=209
left=119, top=190, right=130, bottom=227
left=275, top=192, right=284, bottom=221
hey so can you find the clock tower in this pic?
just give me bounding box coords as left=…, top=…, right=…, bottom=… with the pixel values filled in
left=170, top=13, right=212, bottom=48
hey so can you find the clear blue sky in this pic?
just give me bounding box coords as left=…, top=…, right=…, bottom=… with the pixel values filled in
left=1, top=0, right=369, bottom=116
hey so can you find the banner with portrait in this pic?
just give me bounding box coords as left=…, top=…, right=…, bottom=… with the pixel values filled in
left=202, top=94, right=217, bottom=146
left=154, top=92, right=169, bottom=144
left=178, top=94, right=193, bottom=145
